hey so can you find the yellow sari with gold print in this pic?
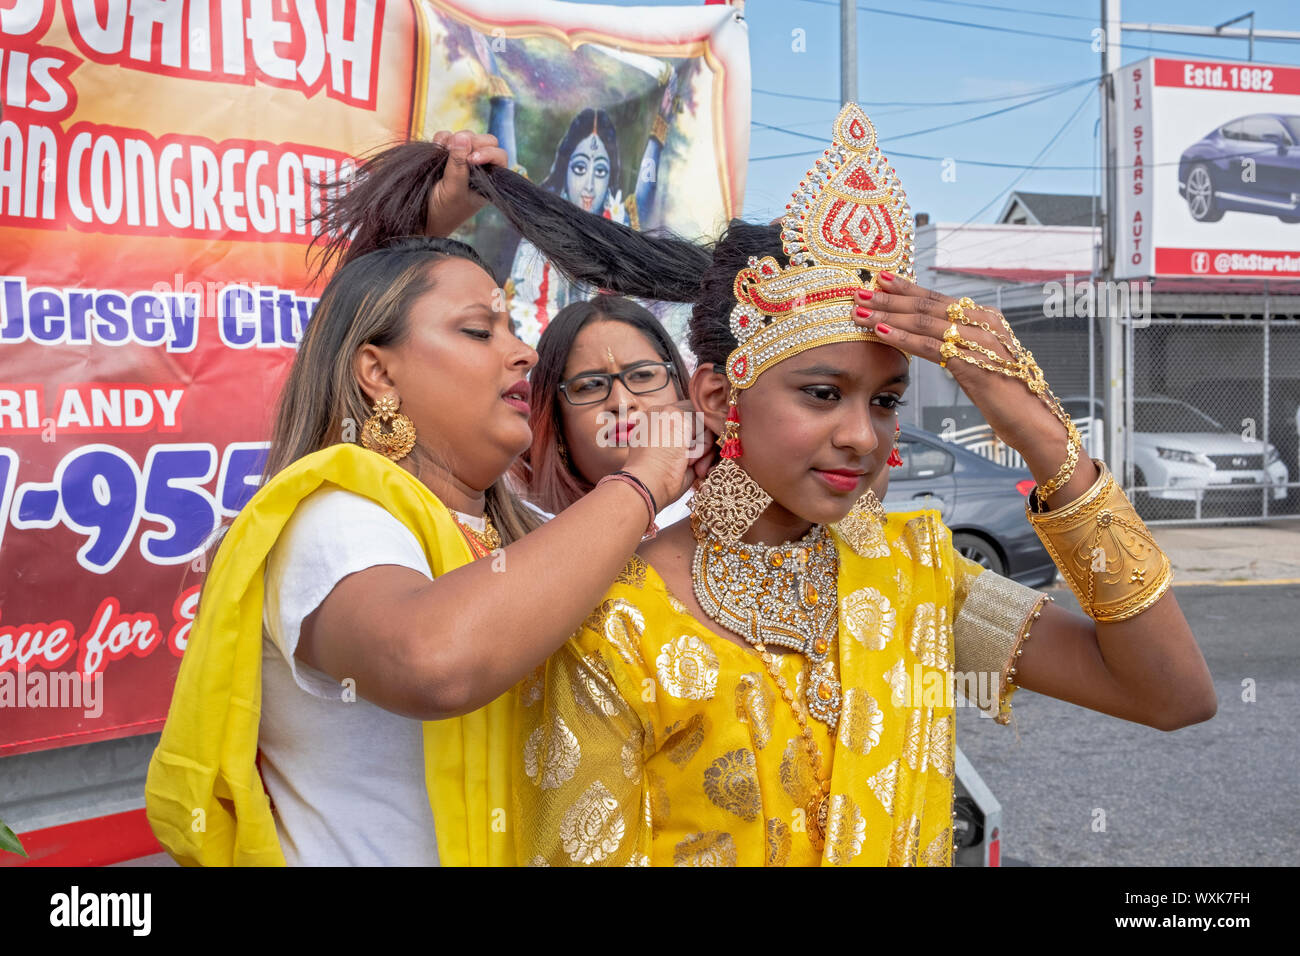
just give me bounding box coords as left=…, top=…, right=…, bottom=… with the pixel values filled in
left=513, top=508, right=1046, bottom=866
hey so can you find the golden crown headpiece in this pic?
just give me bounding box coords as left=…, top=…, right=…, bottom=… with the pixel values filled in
left=725, top=103, right=916, bottom=389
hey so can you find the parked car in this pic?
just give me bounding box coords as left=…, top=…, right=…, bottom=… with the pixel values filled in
left=1059, top=395, right=1289, bottom=505
left=1177, top=113, right=1300, bottom=223
left=886, top=425, right=1056, bottom=588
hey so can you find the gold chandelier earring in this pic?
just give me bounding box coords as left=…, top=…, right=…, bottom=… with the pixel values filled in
left=689, top=386, right=772, bottom=545
left=360, top=393, right=417, bottom=462
left=831, top=417, right=894, bottom=556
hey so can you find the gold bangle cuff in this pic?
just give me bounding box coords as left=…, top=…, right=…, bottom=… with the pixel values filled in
left=954, top=571, right=1054, bottom=725
left=1025, top=458, right=1173, bottom=622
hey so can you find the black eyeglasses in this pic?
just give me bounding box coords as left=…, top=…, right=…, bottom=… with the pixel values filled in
left=558, top=361, right=676, bottom=406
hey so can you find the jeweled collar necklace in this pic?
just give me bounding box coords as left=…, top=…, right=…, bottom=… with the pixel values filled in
left=691, top=523, right=842, bottom=727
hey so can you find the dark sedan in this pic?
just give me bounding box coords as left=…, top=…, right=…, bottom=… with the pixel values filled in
left=883, top=425, right=1057, bottom=588
left=1177, top=113, right=1300, bottom=223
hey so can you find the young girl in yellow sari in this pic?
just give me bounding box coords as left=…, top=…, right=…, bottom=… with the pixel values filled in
left=467, top=105, right=1217, bottom=866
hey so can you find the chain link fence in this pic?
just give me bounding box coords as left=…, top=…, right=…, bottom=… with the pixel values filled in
left=917, top=277, right=1300, bottom=526
left=1126, top=316, right=1300, bottom=524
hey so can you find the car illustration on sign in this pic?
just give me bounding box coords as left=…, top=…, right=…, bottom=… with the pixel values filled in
left=1177, top=113, right=1300, bottom=223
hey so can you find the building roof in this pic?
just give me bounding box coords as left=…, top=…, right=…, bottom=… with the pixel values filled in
left=932, top=266, right=1080, bottom=283
left=997, top=191, right=1099, bottom=227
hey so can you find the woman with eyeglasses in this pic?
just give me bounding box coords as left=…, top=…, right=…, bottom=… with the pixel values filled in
left=514, top=295, right=696, bottom=526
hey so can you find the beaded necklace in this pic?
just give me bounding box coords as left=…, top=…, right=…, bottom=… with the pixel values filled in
left=691, top=523, right=841, bottom=850
left=452, top=513, right=501, bottom=559
left=692, top=523, right=842, bottom=726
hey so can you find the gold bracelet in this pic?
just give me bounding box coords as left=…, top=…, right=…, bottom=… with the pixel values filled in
left=1035, top=419, right=1082, bottom=501
left=999, top=594, right=1054, bottom=725
left=1025, top=459, right=1173, bottom=622
left=942, top=296, right=1081, bottom=500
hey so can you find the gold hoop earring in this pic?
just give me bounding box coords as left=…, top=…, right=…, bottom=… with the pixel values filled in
left=689, top=387, right=772, bottom=544
left=832, top=488, right=889, bottom=557
left=361, top=393, right=417, bottom=462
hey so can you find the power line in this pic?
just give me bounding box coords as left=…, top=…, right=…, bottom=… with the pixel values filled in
left=797, top=0, right=1300, bottom=62
left=796, top=0, right=1110, bottom=46
left=880, top=78, right=1097, bottom=139
left=753, top=73, right=1102, bottom=108
left=751, top=76, right=1095, bottom=149
left=750, top=135, right=1267, bottom=172
left=748, top=88, right=1098, bottom=247
left=911, top=87, right=1097, bottom=257
left=914, top=0, right=1097, bottom=23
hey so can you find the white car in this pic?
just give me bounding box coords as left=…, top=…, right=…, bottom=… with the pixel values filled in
left=1060, top=395, right=1288, bottom=503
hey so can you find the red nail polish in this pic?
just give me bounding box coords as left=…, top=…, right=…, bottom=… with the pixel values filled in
left=875, top=322, right=892, bottom=335
left=858, top=289, right=874, bottom=301
left=880, top=271, right=895, bottom=281
left=855, top=306, right=872, bottom=319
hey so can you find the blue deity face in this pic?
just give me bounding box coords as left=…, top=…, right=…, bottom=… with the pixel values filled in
left=565, top=133, right=611, bottom=213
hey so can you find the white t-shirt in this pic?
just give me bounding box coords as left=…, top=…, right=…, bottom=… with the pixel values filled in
left=525, top=489, right=692, bottom=529
left=656, top=489, right=693, bottom=530
left=259, top=487, right=486, bottom=866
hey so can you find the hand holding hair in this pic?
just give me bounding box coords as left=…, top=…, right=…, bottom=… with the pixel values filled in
left=425, top=129, right=508, bottom=238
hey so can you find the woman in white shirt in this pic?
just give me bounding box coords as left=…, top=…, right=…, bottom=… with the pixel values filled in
left=147, top=132, right=708, bottom=866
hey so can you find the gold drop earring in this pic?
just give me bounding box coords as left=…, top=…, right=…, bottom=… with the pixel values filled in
left=689, top=386, right=772, bottom=545
left=360, top=393, right=417, bottom=462
left=831, top=416, right=894, bottom=556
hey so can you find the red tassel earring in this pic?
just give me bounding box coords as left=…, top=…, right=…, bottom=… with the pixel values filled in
left=887, top=419, right=903, bottom=468
left=719, top=388, right=743, bottom=459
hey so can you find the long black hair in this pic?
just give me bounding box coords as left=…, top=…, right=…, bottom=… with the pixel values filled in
left=540, top=108, right=621, bottom=200
left=311, top=140, right=780, bottom=369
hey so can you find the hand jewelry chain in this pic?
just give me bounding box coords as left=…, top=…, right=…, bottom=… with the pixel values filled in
left=941, top=296, right=1081, bottom=500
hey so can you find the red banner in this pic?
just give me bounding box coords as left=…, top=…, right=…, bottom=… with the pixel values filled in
left=1, top=0, right=415, bottom=756
left=0, top=0, right=750, bottom=757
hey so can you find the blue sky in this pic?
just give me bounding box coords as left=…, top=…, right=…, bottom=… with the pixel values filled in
left=582, top=0, right=1300, bottom=225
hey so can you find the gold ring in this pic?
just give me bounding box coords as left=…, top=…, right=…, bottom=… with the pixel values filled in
left=945, top=301, right=965, bottom=324
left=939, top=341, right=958, bottom=367
left=943, top=322, right=960, bottom=342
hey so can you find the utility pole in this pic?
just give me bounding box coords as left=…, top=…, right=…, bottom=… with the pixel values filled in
left=1100, top=0, right=1127, bottom=490
left=1122, top=14, right=1300, bottom=60
left=841, top=0, right=857, bottom=104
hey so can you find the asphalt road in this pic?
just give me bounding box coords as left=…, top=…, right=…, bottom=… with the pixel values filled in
left=955, top=582, right=1299, bottom=866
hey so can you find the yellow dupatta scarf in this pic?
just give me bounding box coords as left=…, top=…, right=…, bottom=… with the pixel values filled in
left=144, top=443, right=514, bottom=866
left=512, top=509, right=972, bottom=866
